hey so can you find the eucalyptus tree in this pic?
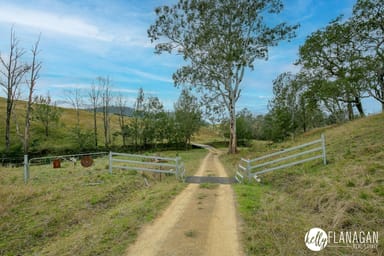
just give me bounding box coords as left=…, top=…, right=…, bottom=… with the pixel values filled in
left=269, top=72, right=324, bottom=137
left=97, top=76, right=113, bottom=147
left=174, top=88, right=202, bottom=148
left=88, top=81, right=101, bottom=147
left=33, top=94, right=62, bottom=137
left=131, top=88, right=145, bottom=148
left=351, top=0, right=384, bottom=111
left=142, top=96, right=165, bottom=146
left=297, top=17, right=367, bottom=120
left=148, top=0, right=298, bottom=153
left=115, top=93, right=128, bottom=146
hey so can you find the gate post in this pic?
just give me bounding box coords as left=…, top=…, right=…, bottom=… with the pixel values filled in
left=321, top=134, right=327, bottom=165
left=24, top=155, right=29, bottom=184
left=109, top=151, right=113, bottom=174
left=175, top=157, right=180, bottom=179
left=246, top=159, right=251, bottom=181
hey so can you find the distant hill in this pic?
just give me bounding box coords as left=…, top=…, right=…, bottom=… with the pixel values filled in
left=86, top=106, right=135, bottom=117
left=0, top=96, right=122, bottom=155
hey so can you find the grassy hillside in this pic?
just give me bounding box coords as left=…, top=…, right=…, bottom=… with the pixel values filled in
left=0, top=149, right=207, bottom=255
left=221, top=113, right=384, bottom=255
left=0, top=96, right=123, bottom=156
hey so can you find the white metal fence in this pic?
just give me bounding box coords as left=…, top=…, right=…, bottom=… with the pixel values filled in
left=23, top=152, right=108, bottom=183
left=108, top=152, right=185, bottom=181
left=236, top=134, right=327, bottom=183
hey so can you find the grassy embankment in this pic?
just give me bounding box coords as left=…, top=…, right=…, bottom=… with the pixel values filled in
left=0, top=148, right=207, bottom=255
left=220, top=113, right=384, bottom=255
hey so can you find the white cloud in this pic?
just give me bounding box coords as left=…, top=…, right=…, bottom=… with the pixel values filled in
left=125, top=68, right=173, bottom=83
left=49, top=83, right=158, bottom=94
left=0, top=4, right=113, bottom=41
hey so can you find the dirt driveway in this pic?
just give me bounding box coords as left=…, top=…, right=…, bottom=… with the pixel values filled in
left=125, top=148, right=243, bottom=256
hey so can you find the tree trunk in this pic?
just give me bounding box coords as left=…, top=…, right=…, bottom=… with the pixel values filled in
left=381, top=83, right=384, bottom=112
left=93, top=108, right=98, bottom=147
left=347, top=101, right=354, bottom=120
left=354, top=97, right=365, bottom=117
left=24, top=97, right=32, bottom=154
left=103, top=107, right=108, bottom=147
left=228, top=97, right=237, bottom=154
left=5, top=93, right=12, bottom=152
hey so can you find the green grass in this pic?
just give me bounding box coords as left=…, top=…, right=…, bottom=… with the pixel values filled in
left=222, top=113, right=384, bottom=255
left=0, top=149, right=207, bottom=256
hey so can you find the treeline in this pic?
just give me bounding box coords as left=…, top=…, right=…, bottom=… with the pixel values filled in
left=221, top=0, right=383, bottom=142
left=83, top=81, right=202, bottom=150
left=114, top=87, right=202, bottom=150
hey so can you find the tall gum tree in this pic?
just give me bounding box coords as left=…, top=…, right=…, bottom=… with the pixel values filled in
left=148, top=0, right=298, bottom=153
left=351, top=0, right=384, bottom=111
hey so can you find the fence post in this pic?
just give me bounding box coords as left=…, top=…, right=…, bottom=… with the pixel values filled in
left=246, top=159, right=251, bottom=180
left=109, top=151, right=113, bottom=174
left=175, top=157, right=180, bottom=179
left=321, top=134, right=327, bottom=165
left=24, top=155, right=29, bottom=184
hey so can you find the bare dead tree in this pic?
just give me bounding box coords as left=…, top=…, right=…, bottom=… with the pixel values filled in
left=0, top=28, right=30, bottom=152
left=23, top=36, right=42, bottom=154
left=66, top=88, right=83, bottom=139
left=98, top=76, right=112, bottom=147
left=88, top=81, right=101, bottom=147
left=116, top=92, right=128, bottom=146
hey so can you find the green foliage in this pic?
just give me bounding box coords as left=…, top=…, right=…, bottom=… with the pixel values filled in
left=265, top=0, right=384, bottom=141
left=263, top=72, right=326, bottom=141
left=222, top=108, right=258, bottom=145
left=174, top=89, right=202, bottom=147
left=297, top=17, right=367, bottom=120
left=33, top=94, right=62, bottom=137
left=351, top=0, right=384, bottom=110
left=148, top=0, right=298, bottom=153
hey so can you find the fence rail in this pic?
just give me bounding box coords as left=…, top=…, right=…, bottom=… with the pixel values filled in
left=23, top=152, right=109, bottom=184
left=28, top=152, right=108, bottom=166
left=108, top=152, right=185, bottom=181
left=236, top=134, right=327, bottom=183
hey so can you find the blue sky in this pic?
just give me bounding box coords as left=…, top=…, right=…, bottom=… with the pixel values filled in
left=0, top=0, right=379, bottom=114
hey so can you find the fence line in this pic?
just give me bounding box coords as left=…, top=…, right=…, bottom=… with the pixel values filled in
left=28, top=152, right=108, bottom=166
left=23, top=152, right=109, bottom=183
left=236, top=134, right=327, bottom=183
left=109, top=152, right=185, bottom=181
